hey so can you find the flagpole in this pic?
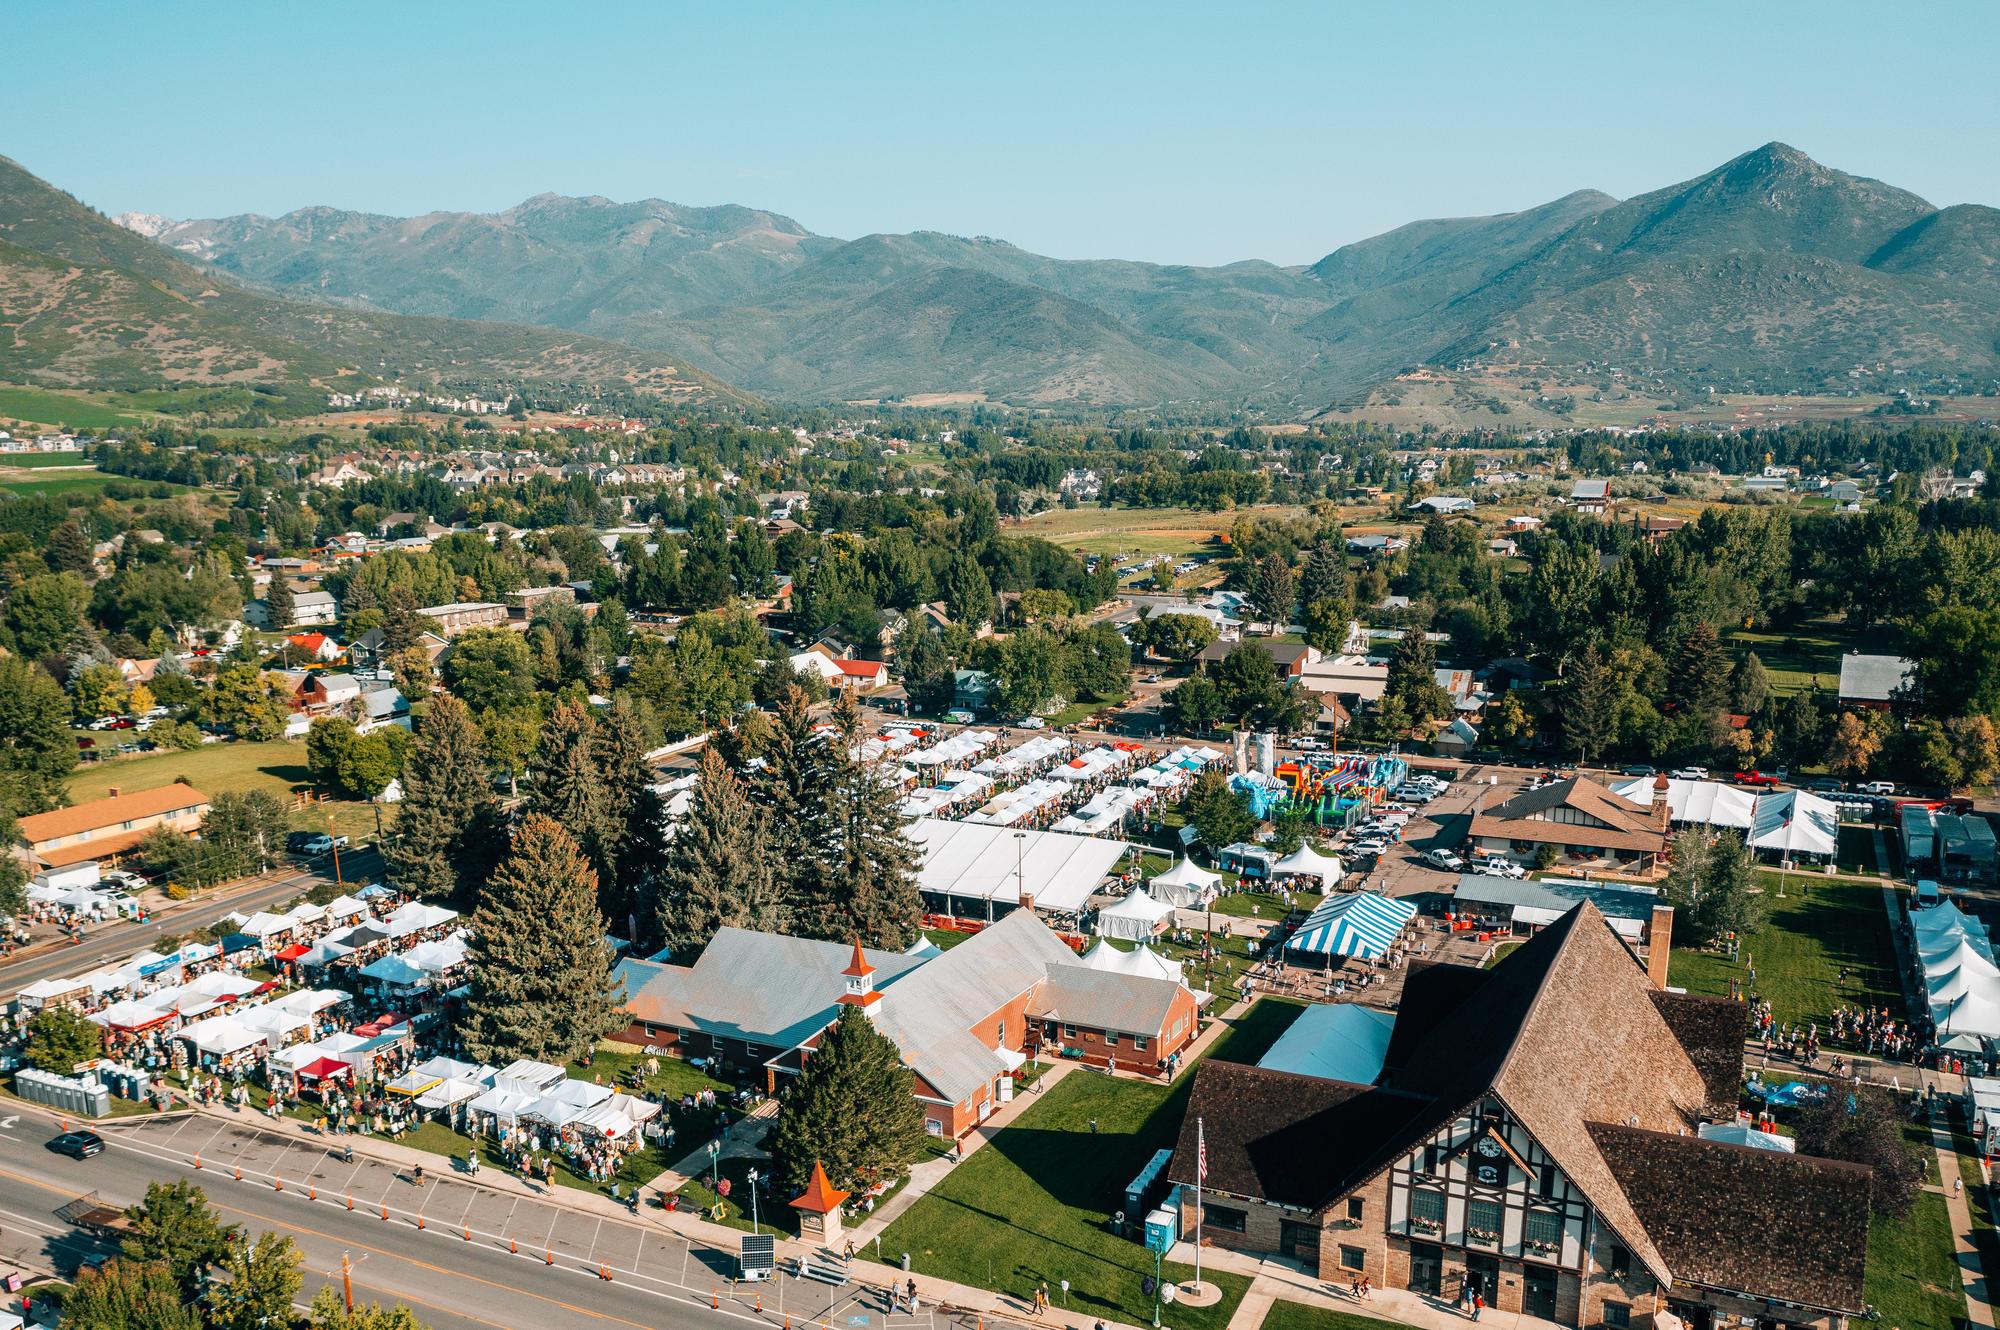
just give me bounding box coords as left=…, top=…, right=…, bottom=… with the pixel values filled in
left=1195, top=1115, right=1205, bottom=1288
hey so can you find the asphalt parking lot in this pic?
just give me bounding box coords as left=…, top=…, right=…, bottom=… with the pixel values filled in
left=1336, top=761, right=1548, bottom=902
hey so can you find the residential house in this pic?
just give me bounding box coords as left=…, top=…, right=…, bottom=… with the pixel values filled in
left=247, top=589, right=335, bottom=629
left=1468, top=776, right=1670, bottom=876
left=508, top=585, right=577, bottom=619
left=1169, top=903, right=1867, bottom=1330
left=1197, top=638, right=1317, bottom=679
left=1347, top=534, right=1410, bottom=557
left=296, top=672, right=363, bottom=715
left=286, top=632, right=343, bottom=663
left=1414, top=496, right=1475, bottom=516
left=612, top=911, right=1199, bottom=1139
left=19, top=784, right=212, bottom=869
left=1569, top=479, right=1613, bottom=515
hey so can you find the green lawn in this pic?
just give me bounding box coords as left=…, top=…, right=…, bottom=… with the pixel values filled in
left=1866, top=1190, right=1966, bottom=1330
left=1485, top=941, right=1523, bottom=968
left=877, top=997, right=1302, bottom=1330
left=0, top=385, right=147, bottom=430
left=1956, top=1140, right=2000, bottom=1288
left=1723, top=620, right=1889, bottom=697
left=924, top=928, right=975, bottom=951
left=0, top=469, right=120, bottom=496
left=1838, top=824, right=1880, bottom=875
left=1207, top=888, right=1322, bottom=921
left=1262, top=1302, right=1418, bottom=1330
left=68, top=738, right=381, bottom=844
left=1670, top=876, right=1900, bottom=1030
left=0, top=449, right=90, bottom=467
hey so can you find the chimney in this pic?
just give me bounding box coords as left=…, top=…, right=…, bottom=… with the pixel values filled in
left=1650, top=772, right=1671, bottom=834
left=1646, top=905, right=1674, bottom=990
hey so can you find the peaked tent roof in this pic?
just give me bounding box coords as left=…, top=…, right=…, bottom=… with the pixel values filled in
left=1286, top=893, right=1416, bottom=961
left=1271, top=844, right=1344, bottom=880
left=1747, top=790, right=1840, bottom=858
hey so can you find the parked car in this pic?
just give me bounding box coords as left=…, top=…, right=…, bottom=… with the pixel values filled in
left=100, top=869, right=147, bottom=891
left=1669, top=766, right=1709, bottom=780
left=86, top=716, right=122, bottom=731
left=1805, top=778, right=1845, bottom=793
left=49, top=1130, right=105, bottom=1160
left=1016, top=716, right=1047, bottom=730
left=300, top=834, right=347, bottom=856
left=1731, top=770, right=1781, bottom=788
left=1423, top=848, right=1466, bottom=872
left=1859, top=780, right=1897, bottom=796
left=1349, top=839, right=1389, bottom=858
left=1470, top=855, right=1528, bottom=879
left=1622, top=764, right=1658, bottom=777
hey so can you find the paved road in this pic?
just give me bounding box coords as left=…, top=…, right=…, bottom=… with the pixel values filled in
left=0, top=1105, right=932, bottom=1330
left=1, top=850, right=383, bottom=992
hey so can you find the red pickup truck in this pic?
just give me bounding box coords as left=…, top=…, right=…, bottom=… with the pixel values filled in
left=1731, top=770, right=1781, bottom=788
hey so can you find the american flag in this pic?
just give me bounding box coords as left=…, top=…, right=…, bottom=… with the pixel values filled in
left=1198, top=1117, right=1207, bottom=1181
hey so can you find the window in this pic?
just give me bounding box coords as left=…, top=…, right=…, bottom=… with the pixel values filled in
left=997, top=1019, right=1005, bottom=1044
left=1523, top=1209, right=1562, bottom=1252
left=1106, top=1033, right=1120, bottom=1047
left=1608, top=1245, right=1630, bottom=1279
left=1134, top=1037, right=1148, bottom=1052
left=1409, top=1189, right=1445, bottom=1223
left=1339, top=1245, right=1366, bottom=1273
left=1603, top=1304, right=1631, bottom=1330
left=1422, top=1145, right=1441, bottom=1173
left=1061, top=1024, right=1077, bottom=1040
left=1539, top=1164, right=1557, bottom=1199
left=1203, top=1204, right=1247, bottom=1233
left=1466, top=1200, right=1502, bottom=1244
left=1346, top=1197, right=1365, bottom=1222
left=925, top=1118, right=943, bottom=1137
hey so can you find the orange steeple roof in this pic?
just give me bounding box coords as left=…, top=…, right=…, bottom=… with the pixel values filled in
left=841, top=939, right=874, bottom=978
left=789, top=1161, right=851, bottom=1214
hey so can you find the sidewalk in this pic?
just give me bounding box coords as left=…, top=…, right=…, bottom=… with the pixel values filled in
left=1182, top=1242, right=1564, bottom=1330
left=141, top=1099, right=1132, bottom=1330
left=1928, top=1111, right=1997, bottom=1328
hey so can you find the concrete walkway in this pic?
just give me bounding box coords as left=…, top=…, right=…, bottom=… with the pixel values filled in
left=1183, top=1241, right=1565, bottom=1330
left=1928, top=1112, right=1996, bottom=1327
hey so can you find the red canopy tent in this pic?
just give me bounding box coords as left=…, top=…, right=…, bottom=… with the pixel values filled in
left=296, top=1057, right=350, bottom=1081
left=273, top=943, right=311, bottom=963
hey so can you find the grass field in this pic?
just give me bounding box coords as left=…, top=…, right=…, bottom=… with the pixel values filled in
left=68, top=738, right=381, bottom=843
left=1669, top=875, right=1899, bottom=1028
left=1723, top=619, right=1887, bottom=696
left=0, top=450, right=90, bottom=468
left=0, top=468, right=119, bottom=496
left=1866, top=1190, right=1966, bottom=1330
left=1013, top=504, right=1303, bottom=563
left=877, top=998, right=1299, bottom=1329
left=1262, top=1302, right=1417, bottom=1330
left=0, top=385, right=147, bottom=430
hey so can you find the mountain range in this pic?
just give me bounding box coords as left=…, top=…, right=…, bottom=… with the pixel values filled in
left=6, top=144, right=1998, bottom=413
left=0, top=155, right=742, bottom=404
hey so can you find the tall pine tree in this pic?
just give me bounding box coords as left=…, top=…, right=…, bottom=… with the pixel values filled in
left=1561, top=643, right=1616, bottom=763
left=591, top=696, right=665, bottom=932
left=263, top=576, right=296, bottom=631
left=768, top=1004, right=927, bottom=1195
left=652, top=747, right=784, bottom=957
left=460, top=814, right=620, bottom=1064
left=753, top=686, right=839, bottom=919
left=527, top=698, right=613, bottom=867
left=387, top=694, right=492, bottom=899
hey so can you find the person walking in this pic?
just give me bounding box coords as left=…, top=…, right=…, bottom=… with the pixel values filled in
left=1472, top=1292, right=1484, bottom=1322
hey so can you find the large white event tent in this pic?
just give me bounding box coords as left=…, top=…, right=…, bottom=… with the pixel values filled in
left=1746, top=790, right=1840, bottom=860
left=1271, top=844, right=1345, bottom=884
left=1077, top=939, right=1183, bottom=983
left=1615, top=777, right=1757, bottom=828
left=1148, top=858, right=1221, bottom=909
left=1938, top=989, right=2000, bottom=1041
left=907, top=818, right=1130, bottom=915
left=1096, top=890, right=1174, bottom=941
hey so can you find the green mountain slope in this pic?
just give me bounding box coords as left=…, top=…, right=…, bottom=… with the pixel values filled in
left=102, top=142, right=2000, bottom=408
left=0, top=156, right=747, bottom=401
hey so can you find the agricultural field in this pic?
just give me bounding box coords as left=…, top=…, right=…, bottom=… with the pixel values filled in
left=0, top=385, right=149, bottom=430
left=0, top=466, right=120, bottom=496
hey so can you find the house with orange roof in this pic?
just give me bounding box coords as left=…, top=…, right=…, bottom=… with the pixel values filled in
left=18, top=782, right=210, bottom=869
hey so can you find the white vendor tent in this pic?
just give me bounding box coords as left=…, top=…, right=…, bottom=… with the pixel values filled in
left=1615, top=777, right=1756, bottom=829
left=1077, top=939, right=1183, bottom=983
left=1938, top=990, right=2000, bottom=1040
left=1149, top=858, right=1220, bottom=908
left=1271, top=844, right=1344, bottom=883
left=1096, top=890, right=1174, bottom=941
left=1747, top=790, right=1840, bottom=860
left=1698, top=1122, right=1795, bottom=1153
left=908, top=818, right=1130, bottom=915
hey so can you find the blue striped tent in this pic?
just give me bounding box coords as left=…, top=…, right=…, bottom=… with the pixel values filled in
left=1285, top=892, right=1418, bottom=965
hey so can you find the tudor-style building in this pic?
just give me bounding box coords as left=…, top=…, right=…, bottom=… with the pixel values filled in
left=1171, top=903, right=1870, bottom=1330
left=1469, top=775, right=1670, bottom=876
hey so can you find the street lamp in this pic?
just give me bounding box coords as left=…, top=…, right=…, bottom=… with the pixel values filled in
left=747, top=1166, right=761, bottom=1235
left=707, top=1138, right=721, bottom=1194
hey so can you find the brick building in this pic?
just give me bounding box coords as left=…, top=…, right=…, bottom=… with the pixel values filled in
left=612, top=911, right=1199, bottom=1139
left=1169, top=903, right=1869, bottom=1330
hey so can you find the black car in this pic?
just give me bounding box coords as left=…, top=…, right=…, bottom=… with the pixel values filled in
left=50, top=1129, right=105, bottom=1159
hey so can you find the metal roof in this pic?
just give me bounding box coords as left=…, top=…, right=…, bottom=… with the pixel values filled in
left=1837, top=653, right=1914, bottom=702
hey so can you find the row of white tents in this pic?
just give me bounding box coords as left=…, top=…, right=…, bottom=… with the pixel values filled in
left=1915, top=900, right=2000, bottom=1049
left=1614, top=779, right=1841, bottom=860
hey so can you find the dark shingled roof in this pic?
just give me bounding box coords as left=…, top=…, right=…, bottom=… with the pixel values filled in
left=1591, top=1123, right=1871, bottom=1313
left=1165, top=1060, right=1423, bottom=1208
left=1648, top=990, right=1749, bottom=1118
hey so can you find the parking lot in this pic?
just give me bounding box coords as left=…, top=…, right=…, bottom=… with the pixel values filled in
left=1326, top=760, right=1552, bottom=903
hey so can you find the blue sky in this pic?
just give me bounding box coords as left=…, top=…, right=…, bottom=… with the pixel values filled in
left=12, top=1, right=1997, bottom=266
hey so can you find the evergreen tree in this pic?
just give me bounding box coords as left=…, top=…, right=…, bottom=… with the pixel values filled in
left=1385, top=626, right=1450, bottom=724
left=653, top=748, right=783, bottom=956
left=1668, top=621, right=1729, bottom=718
left=1246, top=553, right=1298, bottom=633
left=0, top=809, right=25, bottom=921
left=526, top=699, right=612, bottom=865
left=1729, top=651, right=1770, bottom=714
left=591, top=697, right=662, bottom=930
left=460, top=814, right=621, bottom=1065
left=1561, top=644, right=1616, bottom=762
left=768, top=1005, right=928, bottom=1196
left=387, top=694, right=492, bottom=899
left=47, top=519, right=95, bottom=575
left=1187, top=768, right=1256, bottom=850
left=817, top=743, right=924, bottom=948
left=264, top=575, right=296, bottom=630
left=753, top=686, right=839, bottom=917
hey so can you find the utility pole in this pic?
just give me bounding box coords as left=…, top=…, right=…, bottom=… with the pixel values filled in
left=342, top=1251, right=354, bottom=1312
left=327, top=811, right=344, bottom=886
